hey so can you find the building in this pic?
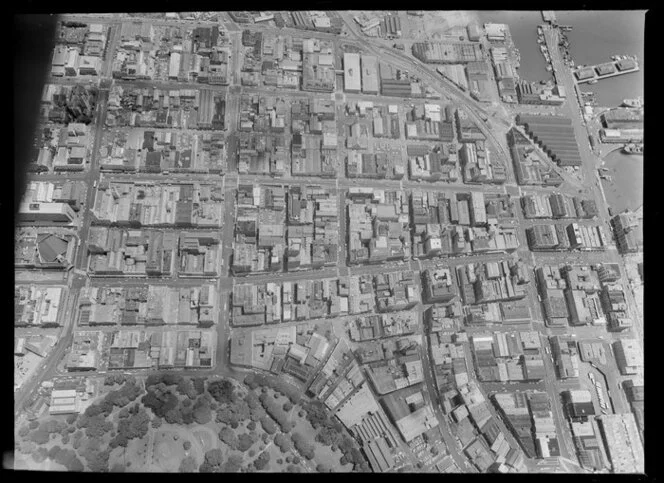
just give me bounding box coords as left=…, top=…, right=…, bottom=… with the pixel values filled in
left=527, top=225, right=559, bottom=250
left=596, top=414, right=644, bottom=473
left=361, top=55, right=379, bottom=94
left=79, top=56, right=102, bottom=75
left=18, top=202, right=76, bottom=224
left=516, top=114, right=582, bottom=167
left=597, top=264, right=622, bottom=284
left=422, top=268, right=457, bottom=303
left=564, top=390, right=596, bottom=421
left=15, top=286, right=64, bottom=327
left=508, top=128, right=563, bottom=187
left=49, top=389, right=80, bottom=415
left=344, top=53, right=361, bottom=93
left=612, top=211, right=643, bottom=254
left=412, top=41, right=484, bottom=64
left=612, top=339, right=643, bottom=375
left=550, top=336, right=579, bottom=379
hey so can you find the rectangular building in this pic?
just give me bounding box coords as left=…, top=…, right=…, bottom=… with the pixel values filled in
left=344, top=53, right=361, bottom=93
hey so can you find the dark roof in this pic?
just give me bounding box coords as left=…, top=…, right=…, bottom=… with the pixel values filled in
left=37, top=234, right=68, bottom=262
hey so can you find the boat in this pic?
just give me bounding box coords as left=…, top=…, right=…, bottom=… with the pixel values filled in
left=588, top=79, right=598, bottom=84
left=622, top=144, right=644, bottom=154
left=621, top=98, right=643, bottom=108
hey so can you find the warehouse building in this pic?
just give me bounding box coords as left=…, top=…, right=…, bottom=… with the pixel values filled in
left=361, top=55, right=379, bottom=94
left=344, top=53, right=361, bottom=93
left=516, top=114, right=582, bottom=167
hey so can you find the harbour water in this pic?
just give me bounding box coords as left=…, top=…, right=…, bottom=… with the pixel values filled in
left=556, top=11, right=645, bottom=106
left=600, top=151, right=643, bottom=213
left=475, top=10, right=644, bottom=215
left=475, top=11, right=554, bottom=83
left=475, top=10, right=645, bottom=106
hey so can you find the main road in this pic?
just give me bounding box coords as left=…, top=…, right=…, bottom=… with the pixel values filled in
left=543, top=24, right=643, bottom=343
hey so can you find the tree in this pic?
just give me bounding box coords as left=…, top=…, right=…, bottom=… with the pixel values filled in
left=286, top=464, right=301, bottom=473
left=316, top=463, right=329, bottom=472
left=259, top=417, right=277, bottom=435
left=164, top=408, right=184, bottom=425
left=183, top=440, right=191, bottom=451
left=152, top=417, right=163, bottom=428
left=339, top=456, right=348, bottom=466
left=179, top=455, right=198, bottom=473
left=18, top=425, right=30, bottom=438
left=204, top=448, right=223, bottom=468
left=244, top=373, right=259, bottom=390
left=67, top=457, right=84, bottom=472
left=110, top=463, right=125, bottom=472
left=18, top=441, right=36, bottom=455
left=253, top=451, right=270, bottom=471
left=48, top=445, right=62, bottom=460
left=62, top=434, right=70, bottom=445
left=192, top=377, right=206, bottom=395
left=32, top=447, right=48, bottom=463
left=291, top=433, right=315, bottom=460
left=29, top=430, right=50, bottom=445
left=82, top=414, right=108, bottom=440
left=219, top=427, right=239, bottom=450
left=316, top=426, right=343, bottom=447
left=182, top=398, right=193, bottom=408
left=274, top=433, right=291, bottom=453
left=110, top=407, right=150, bottom=448
left=193, top=399, right=212, bottom=425
left=238, top=433, right=254, bottom=452
left=283, top=402, right=293, bottom=412
left=161, top=373, right=184, bottom=387
left=223, top=453, right=244, bottom=473
left=176, top=378, right=197, bottom=399
left=29, top=420, right=39, bottom=430
left=207, top=379, right=236, bottom=405
left=247, top=421, right=256, bottom=431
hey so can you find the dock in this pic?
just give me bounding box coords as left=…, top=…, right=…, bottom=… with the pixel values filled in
left=541, top=11, right=557, bottom=24
left=573, top=57, right=640, bottom=84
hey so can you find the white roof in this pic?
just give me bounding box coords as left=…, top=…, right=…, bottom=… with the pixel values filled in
left=51, top=389, right=77, bottom=399
left=344, top=53, right=361, bottom=92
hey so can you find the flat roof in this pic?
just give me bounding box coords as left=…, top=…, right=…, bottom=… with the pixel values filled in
left=344, top=53, right=361, bottom=92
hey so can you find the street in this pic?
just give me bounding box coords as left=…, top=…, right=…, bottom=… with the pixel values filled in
left=14, top=12, right=643, bottom=475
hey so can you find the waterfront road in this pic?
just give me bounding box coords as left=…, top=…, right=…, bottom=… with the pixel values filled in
left=544, top=25, right=643, bottom=344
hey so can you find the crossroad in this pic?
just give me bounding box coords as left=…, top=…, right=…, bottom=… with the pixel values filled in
left=17, top=12, right=643, bottom=474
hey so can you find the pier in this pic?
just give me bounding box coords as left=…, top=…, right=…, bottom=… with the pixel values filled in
left=573, top=58, right=640, bottom=84
left=541, top=11, right=556, bottom=24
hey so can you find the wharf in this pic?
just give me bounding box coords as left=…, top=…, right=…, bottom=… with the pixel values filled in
left=574, top=58, right=640, bottom=84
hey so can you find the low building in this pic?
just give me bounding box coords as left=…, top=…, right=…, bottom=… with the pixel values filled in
left=596, top=414, right=644, bottom=473
left=18, top=202, right=76, bottom=224
left=612, top=339, right=643, bottom=375
left=422, top=268, right=457, bottom=304
left=344, top=53, right=361, bottom=93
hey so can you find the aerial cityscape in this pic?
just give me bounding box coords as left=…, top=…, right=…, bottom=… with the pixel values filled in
left=14, top=10, right=644, bottom=474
